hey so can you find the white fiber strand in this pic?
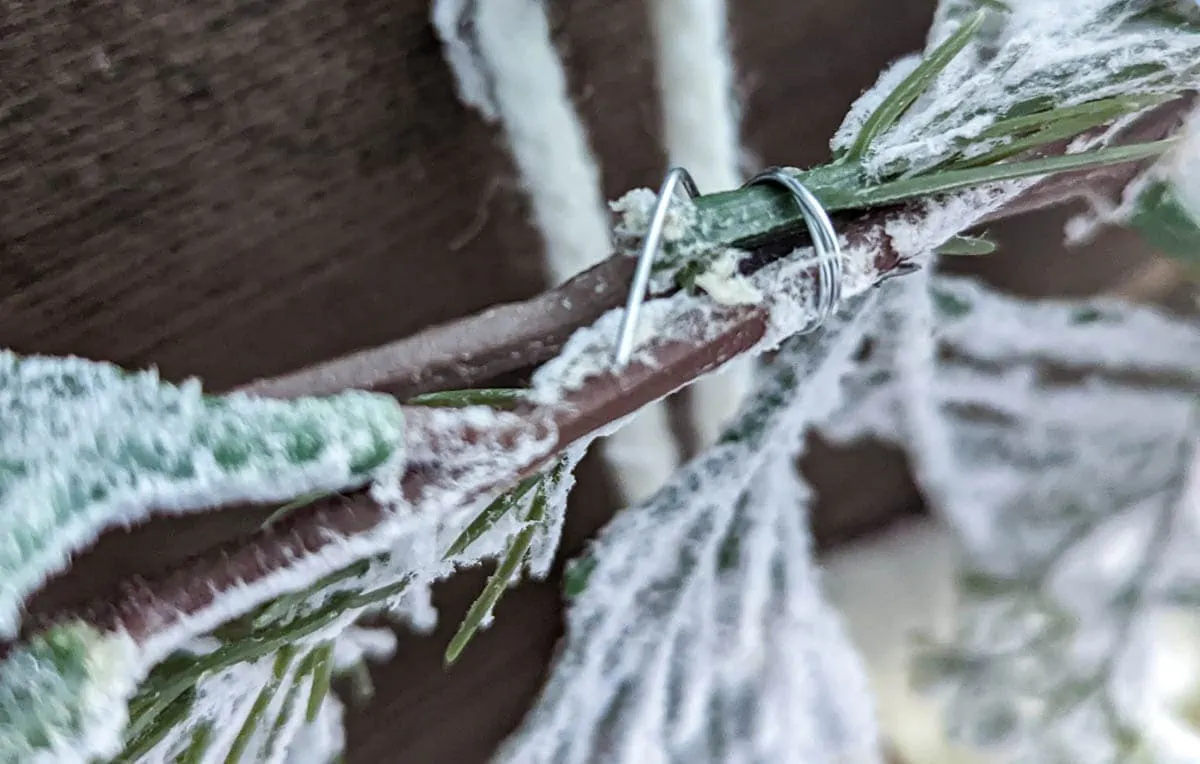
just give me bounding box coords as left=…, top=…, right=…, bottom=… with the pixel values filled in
left=648, top=0, right=754, bottom=448
left=471, top=0, right=613, bottom=283
left=648, top=0, right=743, bottom=193
left=431, top=0, right=499, bottom=120
left=600, top=404, right=684, bottom=503
left=686, top=361, right=756, bottom=448
left=440, top=0, right=684, bottom=502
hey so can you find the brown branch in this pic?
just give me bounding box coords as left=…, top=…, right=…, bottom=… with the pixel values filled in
left=29, top=408, right=556, bottom=644
left=237, top=256, right=639, bottom=401
left=21, top=209, right=904, bottom=647
left=14, top=100, right=1191, bottom=652
left=239, top=102, right=1188, bottom=404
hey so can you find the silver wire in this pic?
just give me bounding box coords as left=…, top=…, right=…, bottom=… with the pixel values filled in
left=742, top=167, right=843, bottom=333
left=612, top=166, right=701, bottom=368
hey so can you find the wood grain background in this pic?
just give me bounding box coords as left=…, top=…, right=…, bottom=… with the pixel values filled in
left=0, top=0, right=1185, bottom=760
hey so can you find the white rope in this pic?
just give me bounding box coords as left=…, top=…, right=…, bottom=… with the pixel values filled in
left=433, top=0, right=682, bottom=502
left=648, top=0, right=743, bottom=193
left=648, top=0, right=754, bottom=447
left=470, top=0, right=615, bottom=283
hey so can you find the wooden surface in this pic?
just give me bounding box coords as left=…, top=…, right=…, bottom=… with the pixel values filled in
left=0, top=0, right=1181, bottom=760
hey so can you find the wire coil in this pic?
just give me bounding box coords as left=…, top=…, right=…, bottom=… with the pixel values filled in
left=742, top=167, right=843, bottom=333
left=613, top=165, right=843, bottom=366
left=612, top=167, right=701, bottom=367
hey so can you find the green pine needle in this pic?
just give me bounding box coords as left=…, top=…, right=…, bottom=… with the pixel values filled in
left=689, top=133, right=1176, bottom=259
left=305, top=644, right=335, bottom=724
left=121, top=573, right=408, bottom=756
left=842, top=9, right=987, bottom=161
left=177, top=721, right=213, bottom=764
left=224, top=646, right=296, bottom=764
left=116, top=687, right=197, bottom=763
left=854, top=138, right=1175, bottom=208
left=261, top=490, right=331, bottom=529
left=937, top=234, right=998, bottom=255
left=445, top=481, right=549, bottom=665
left=250, top=560, right=372, bottom=633
left=262, top=650, right=315, bottom=758
left=407, top=388, right=527, bottom=409
left=952, top=107, right=1159, bottom=170
left=977, top=94, right=1171, bottom=143
left=443, top=475, right=541, bottom=560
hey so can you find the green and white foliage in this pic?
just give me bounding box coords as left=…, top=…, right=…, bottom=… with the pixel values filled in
left=0, top=350, right=408, bottom=639
left=0, top=622, right=138, bottom=764
left=442, top=442, right=588, bottom=664
left=120, top=625, right=395, bottom=764
left=106, top=416, right=579, bottom=761
left=833, top=0, right=1200, bottom=179
left=498, top=2, right=1200, bottom=761
left=110, top=556, right=399, bottom=764
left=496, top=301, right=882, bottom=764
left=606, top=0, right=1200, bottom=314
left=815, top=8, right=1200, bottom=753
left=0, top=346, right=573, bottom=762
left=3, top=0, right=1200, bottom=761
left=822, top=273, right=1200, bottom=762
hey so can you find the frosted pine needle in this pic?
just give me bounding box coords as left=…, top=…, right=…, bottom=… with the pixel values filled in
left=0, top=623, right=139, bottom=764
left=825, top=275, right=1200, bottom=761
left=833, top=0, right=1200, bottom=178
left=495, top=301, right=881, bottom=764
left=0, top=352, right=408, bottom=639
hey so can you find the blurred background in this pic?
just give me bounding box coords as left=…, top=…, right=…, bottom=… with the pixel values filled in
left=1, top=0, right=1195, bottom=761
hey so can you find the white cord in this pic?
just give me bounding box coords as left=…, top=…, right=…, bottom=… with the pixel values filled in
left=648, top=0, right=754, bottom=448
left=434, top=0, right=682, bottom=502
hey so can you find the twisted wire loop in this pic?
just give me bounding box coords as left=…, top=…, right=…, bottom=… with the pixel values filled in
left=743, top=167, right=843, bottom=334
left=612, top=166, right=702, bottom=367
left=612, top=165, right=844, bottom=367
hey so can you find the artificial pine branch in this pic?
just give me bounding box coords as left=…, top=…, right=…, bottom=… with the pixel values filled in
left=10, top=82, right=1193, bottom=684
left=19, top=100, right=1181, bottom=653
left=3, top=2, right=1200, bottom=760
left=0, top=100, right=1180, bottom=764
left=243, top=105, right=1186, bottom=404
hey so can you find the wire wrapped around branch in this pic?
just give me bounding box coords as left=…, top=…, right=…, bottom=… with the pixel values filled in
left=9, top=98, right=1190, bottom=659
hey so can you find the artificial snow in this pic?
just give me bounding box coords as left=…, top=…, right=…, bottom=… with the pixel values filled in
left=0, top=377, right=566, bottom=762
left=931, top=275, right=1200, bottom=376
left=837, top=0, right=1200, bottom=180
left=526, top=442, right=588, bottom=580
left=0, top=624, right=139, bottom=764
left=822, top=269, right=1200, bottom=763
left=4, top=2, right=1200, bottom=761
left=0, top=351, right=408, bottom=640
left=610, top=187, right=701, bottom=261
left=829, top=54, right=921, bottom=156
left=692, top=250, right=764, bottom=306
left=529, top=293, right=725, bottom=403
